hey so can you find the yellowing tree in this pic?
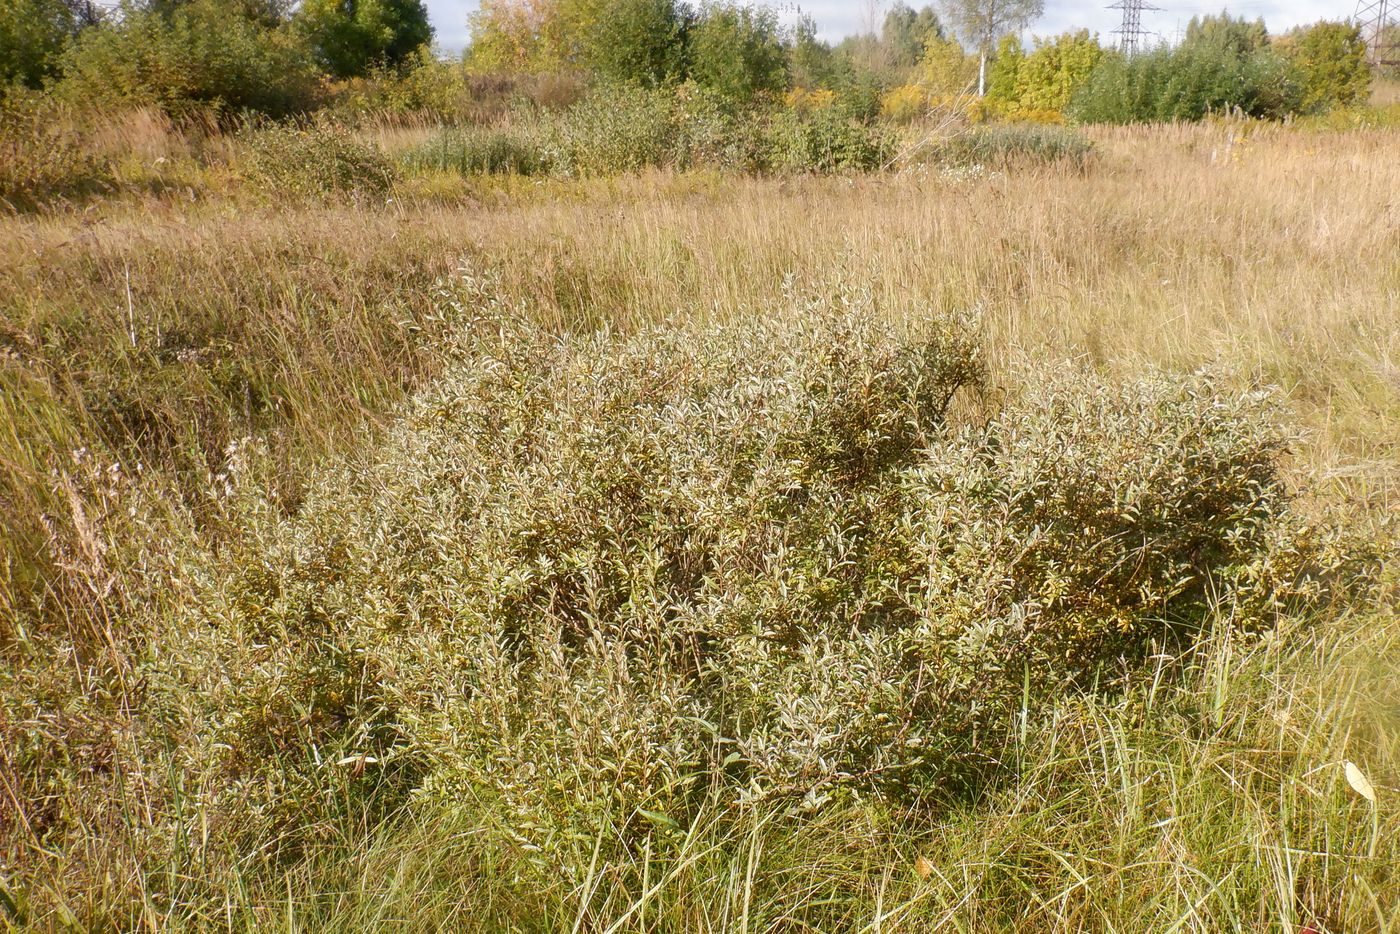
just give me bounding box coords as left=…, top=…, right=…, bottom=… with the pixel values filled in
left=916, top=33, right=978, bottom=98
left=467, top=0, right=686, bottom=82
left=467, top=0, right=569, bottom=73
left=938, top=0, right=1042, bottom=94
left=1284, top=21, right=1370, bottom=113
left=1012, top=30, right=1104, bottom=113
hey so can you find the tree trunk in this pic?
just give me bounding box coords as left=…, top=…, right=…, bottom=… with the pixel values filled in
left=978, top=50, right=987, bottom=96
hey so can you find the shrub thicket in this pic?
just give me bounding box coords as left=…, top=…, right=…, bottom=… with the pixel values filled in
left=0, top=0, right=79, bottom=89
left=987, top=31, right=1105, bottom=119
left=404, top=84, right=895, bottom=179
left=1070, top=15, right=1303, bottom=123
left=239, top=122, right=395, bottom=196
left=402, top=124, right=549, bottom=175
left=928, top=123, right=1093, bottom=169
left=0, top=94, right=110, bottom=208
left=538, top=81, right=686, bottom=175
left=126, top=281, right=1354, bottom=865
left=1281, top=21, right=1371, bottom=113
left=55, top=0, right=320, bottom=117
left=763, top=106, right=896, bottom=172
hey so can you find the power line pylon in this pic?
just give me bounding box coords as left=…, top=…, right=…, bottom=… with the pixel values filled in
left=1355, top=0, right=1399, bottom=67
left=1109, top=0, right=1162, bottom=55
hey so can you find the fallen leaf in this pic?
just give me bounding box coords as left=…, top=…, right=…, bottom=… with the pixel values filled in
left=914, top=855, right=934, bottom=880
left=1344, top=761, right=1376, bottom=803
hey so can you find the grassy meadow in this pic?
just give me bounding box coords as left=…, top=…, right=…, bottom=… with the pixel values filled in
left=1, top=117, right=1398, bottom=932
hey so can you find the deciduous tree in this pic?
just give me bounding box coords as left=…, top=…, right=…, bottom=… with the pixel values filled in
left=939, top=0, right=1042, bottom=95
left=688, top=2, right=786, bottom=102
left=1, top=0, right=78, bottom=88
left=1283, top=21, right=1370, bottom=113
left=297, top=0, right=433, bottom=78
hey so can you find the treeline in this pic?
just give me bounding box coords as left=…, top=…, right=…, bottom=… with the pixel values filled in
left=0, top=0, right=1385, bottom=125
left=1, top=0, right=434, bottom=115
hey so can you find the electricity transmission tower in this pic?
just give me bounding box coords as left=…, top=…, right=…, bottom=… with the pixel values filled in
left=1355, top=0, right=1399, bottom=66
left=1109, top=0, right=1162, bottom=55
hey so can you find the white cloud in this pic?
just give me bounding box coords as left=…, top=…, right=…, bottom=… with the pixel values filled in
left=429, top=1, right=1356, bottom=53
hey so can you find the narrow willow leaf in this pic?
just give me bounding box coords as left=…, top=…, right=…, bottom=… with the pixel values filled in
left=1344, top=761, right=1377, bottom=802
left=637, top=808, right=680, bottom=831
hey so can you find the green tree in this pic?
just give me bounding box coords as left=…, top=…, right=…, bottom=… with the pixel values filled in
left=58, top=0, right=319, bottom=114
left=984, top=33, right=1023, bottom=104
left=297, top=0, right=433, bottom=78
left=688, top=2, right=786, bottom=102
left=1070, top=27, right=1303, bottom=124
left=788, top=14, right=841, bottom=89
left=466, top=0, right=565, bottom=73
left=567, top=0, right=688, bottom=85
left=146, top=0, right=293, bottom=26
left=1182, top=13, right=1268, bottom=56
left=0, top=0, right=78, bottom=88
left=882, top=3, right=944, bottom=69
left=466, top=0, right=686, bottom=82
left=1284, top=21, right=1370, bottom=112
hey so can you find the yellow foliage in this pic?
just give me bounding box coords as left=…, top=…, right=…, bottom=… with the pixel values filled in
left=916, top=35, right=978, bottom=98
left=880, top=84, right=928, bottom=123
left=981, top=98, right=1067, bottom=125
left=785, top=87, right=837, bottom=113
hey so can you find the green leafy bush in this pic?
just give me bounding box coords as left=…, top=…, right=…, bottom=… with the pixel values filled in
left=403, top=125, right=549, bottom=175
left=54, top=0, right=319, bottom=118
left=687, top=2, right=788, bottom=104
left=507, top=83, right=894, bottom=177
left=0, top=94, right=109, bottom=209
left=239, top=122, right=395, bottom=197
left=0, top=0, right=78, bottom=89
left=762, top=107, right=895, bottom=173
left=295, top=0, right=433, bottom=79
left=160, top=280, right=1346, bottom=861
left=538, top=82, right=683, bottom=176
left=930, top=123, right=1093, bottom=170
left=1282, top=21, right=1371, bottom=114
left=1070, top=15, right=1305, bottom=123
left=986, top=30, right=1106, bottom=118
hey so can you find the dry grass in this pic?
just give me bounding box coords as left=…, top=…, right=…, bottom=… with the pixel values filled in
left=5, top=120, right=1395, bottom=478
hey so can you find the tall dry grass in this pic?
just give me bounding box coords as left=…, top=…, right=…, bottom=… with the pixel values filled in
left=7, top=120, right=1394, bottom=481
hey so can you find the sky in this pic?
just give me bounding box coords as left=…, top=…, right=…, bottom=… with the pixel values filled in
left=427, top=1, right=1351, bottom=53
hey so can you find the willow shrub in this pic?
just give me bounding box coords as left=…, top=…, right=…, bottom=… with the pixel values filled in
left=931, top=124, right=1094, bottom=171
left=410, top=84, right=895, bottom=179
left=162, top=281, right=1359, bottom=863
left=0, top=93, right=109, bottom=208
left=762, top=106, right=896, bottom=173
left=402, top=124, right=551, bottom=176
left=238, top=122, right=394, bottom=198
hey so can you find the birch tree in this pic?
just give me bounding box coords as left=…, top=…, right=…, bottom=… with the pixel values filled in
left=939, top=0, right=1042, bottom=95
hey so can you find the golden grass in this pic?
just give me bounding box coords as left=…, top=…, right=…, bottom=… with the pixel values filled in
left=5, top=121, right=1395, bottom=488
left=1372, top=78, right=1400, bottom=106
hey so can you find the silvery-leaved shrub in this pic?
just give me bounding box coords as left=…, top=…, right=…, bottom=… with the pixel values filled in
left=403, top=124, right=552, bottom=176
left=239, top=122, right=395, bottom=198
left=166, top=277, right=1357, bottom=863
left=537, top=82, right=682, bottom=176
left=931, top=124, right=1094, bottom=171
